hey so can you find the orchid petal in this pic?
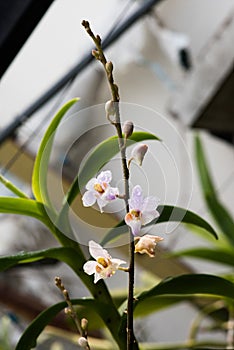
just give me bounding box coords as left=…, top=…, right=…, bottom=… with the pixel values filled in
left=125, top=214, right=142, bottom=236
left=129, top=185, right=144, bottom=211
left=89, top=240, right=110, bottom=260
left=94, top=272, right=103, bottom=284
left=85, top=178, right=97, bottom=191
left=96, top=197, right=108, bottom=213
left=104, top=187, right=119, bottom=201
left=83, top=260, right=98, bottom=275
left=97, top=170, right=112, bottom=184
left=143, top=196, right=160, bottom=211
left=82, top=191, right=96, bottom=207
left=141, top=210, right=160, bottom=225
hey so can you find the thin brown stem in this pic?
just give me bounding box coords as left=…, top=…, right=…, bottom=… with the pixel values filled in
left=55, top=277, right=91, bottom=350
left=82, top=20, right=138, bottom=350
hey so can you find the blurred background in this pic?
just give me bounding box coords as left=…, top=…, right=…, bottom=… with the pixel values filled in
left=0, top=0, right=234, bottom=348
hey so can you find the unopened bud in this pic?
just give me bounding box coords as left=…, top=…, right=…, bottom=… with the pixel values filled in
left=105, top=100, right=117, bottom=121
left=92, top=49, right=100, bottom=60
left=96, top=34, right=101, bottom=44
left=81, top=318, right=88, bottom=331
left=64, top=307, right=70, bottom=314
left=105, top=61, right=113, bottom=73
left=123, top=120, right=134, bottom=139
left=81, top=20, right=89, bottom=29
left=130, top=144, right=148, bottom=166
left=78, top=337, right=88, bottom=348
left=63, top=289, right=69, bottom=299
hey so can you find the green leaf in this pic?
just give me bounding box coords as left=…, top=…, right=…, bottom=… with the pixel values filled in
left=0, top=247, right=114, bottom=307
left=15, top=299, right=109, bottom=350
left=195, top=135, right=217, bottom=198
left=101, top=205, right=218, bottom=245
left=0, top=174, right=28, bottom=198
left=195, top=135, right=234, bottom=245
left=32, top=98, right=79, bottom=206
left=61, top=131, right=160, bottom=209
left=119, top=274, right=234, bottom=342
left=0, top=197, right=50, bottom=226
left=173, top=247, right=234, bottom=267
left=0, top=247, right=126, bottom=349
left=138, top=274, right=234, bottom=301
left=118, top=274, right=234, bottom=335
left=134, top=296, right=187, bottom=317
left=0, top=247, right=74, bottom=271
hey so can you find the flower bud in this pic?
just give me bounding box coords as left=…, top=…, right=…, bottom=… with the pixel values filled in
left=135, top=235, right=163, bottom=257
left=81, top=318, right=88, bottom=331
left=78, top=336, right=88, bottom=348
left=131, top=143, right=148, bottom=166
left=105, top=100, right=117, bottom=120
left=105, top=61, right=113, bottom=73
left=123, top=120, right=134, bottom=139
left=92, top=49, right=100, bottom=60
left=96, top=34, right=101, bottom=44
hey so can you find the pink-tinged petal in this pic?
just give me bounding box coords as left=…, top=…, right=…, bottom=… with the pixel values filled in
left=88, top=240, right=110, bottom=260
left=104, top=187, right=119, bottom=201
left=129, top=185, right=144, bottom=211
left=97, top=170, right=112, bottom=184
left=82, top=191, right=96, bottom=207
left=85, top=178, right=97, bottom=191
left=125, top=212, right=133, bottom=226
left=125, top=213, right=142, bottom=236
left=143, top=196, right=160, bottom=211
left=141, top=210, right=160, bottom=225
left=134, top=234, right=163, bottom=257
left=83, top=260, right=98, bottom=275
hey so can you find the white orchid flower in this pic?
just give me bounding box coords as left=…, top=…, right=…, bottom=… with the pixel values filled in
left=82, top=170, right=119, bottom=212
left=83, top=240, right=126, bottom=284
left=125, top=185, right=160, bottom=236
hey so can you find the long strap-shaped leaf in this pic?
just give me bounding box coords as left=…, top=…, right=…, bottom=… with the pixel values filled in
left=0, top=247, right=125, bottom=349
left=15, top=298, right=114, bottom=350
left=118, top=274, right=234, bottom=337
left=0, top=197, right=51, bottom=227
left=138, top=273, right=234, bottom=301
left=32, top=98, right=79, bottom=206
left=173, top=247, right=234, bottom=267
left=101, top=205, right=218, bottom=245
left=195, top=135, right=234, bottom=246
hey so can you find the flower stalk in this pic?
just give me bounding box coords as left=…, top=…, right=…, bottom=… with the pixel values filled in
left=82, top=20, right=138, bottom=350
left=55, top=276, right=91, bottom=349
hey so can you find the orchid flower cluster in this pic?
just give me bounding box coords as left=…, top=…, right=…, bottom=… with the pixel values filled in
left=82, top=122, right=163, bottom=284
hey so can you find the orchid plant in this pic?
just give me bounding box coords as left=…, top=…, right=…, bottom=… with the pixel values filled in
left=0, top=21, right=234, bottom=350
